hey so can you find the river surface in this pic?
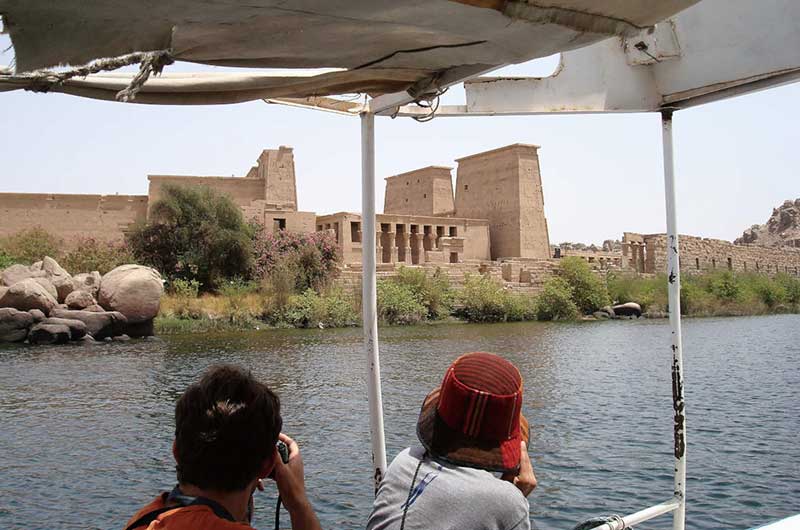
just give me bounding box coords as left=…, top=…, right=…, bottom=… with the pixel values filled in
left=1, top=315, right=798, bottom=530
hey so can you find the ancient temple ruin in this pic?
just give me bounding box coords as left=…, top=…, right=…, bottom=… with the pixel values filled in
left=0, top=143, right=552, bottom=267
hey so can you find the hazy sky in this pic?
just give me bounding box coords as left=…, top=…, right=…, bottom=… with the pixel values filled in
left=2, top=35, right=798, bottom=245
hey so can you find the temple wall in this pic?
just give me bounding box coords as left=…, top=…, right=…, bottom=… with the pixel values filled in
left=258, top=146, right=298, bottom=209
left=0, top=193, right=148, bottom=244
left=630, top=233, right=800, bottom=276
left=384, top=166, right=455, bottom=216
left=317, top=212, right=491, bottom=266
left=454, top=144, right=550, bottom=260
left=147, top=175, right=265, bottom=210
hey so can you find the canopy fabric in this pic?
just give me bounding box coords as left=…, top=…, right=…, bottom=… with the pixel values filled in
left=0, top=0, right=700, bottom=103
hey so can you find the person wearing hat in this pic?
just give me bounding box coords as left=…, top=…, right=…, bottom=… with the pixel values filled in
left=367, top=352, right=537, bottom=530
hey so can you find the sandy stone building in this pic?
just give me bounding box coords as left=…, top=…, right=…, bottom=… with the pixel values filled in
left=148, top=146, right=316, bottom=233
left=455, top=144, right=550, bottom=260
left=0, top=144, right=552, bottom=268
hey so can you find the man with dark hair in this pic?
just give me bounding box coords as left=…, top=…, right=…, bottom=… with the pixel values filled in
left=125, top=364, right=321, bottom=530
left=367, top=352, right=537, bottom=530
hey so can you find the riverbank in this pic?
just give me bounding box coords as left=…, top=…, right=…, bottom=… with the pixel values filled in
left=155, top=266, right=800, bottom=334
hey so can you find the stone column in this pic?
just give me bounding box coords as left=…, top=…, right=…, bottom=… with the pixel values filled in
left=411, top=233, right=423, bottom=265
left=375, top=231, right=383, bottom=264
left=386, top=230, right=398, bottom=263
left=397, top=232, right=410, bottom=263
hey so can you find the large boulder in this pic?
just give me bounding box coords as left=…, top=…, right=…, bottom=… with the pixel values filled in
left=42, top=256, right=74, bottom=302
left=0, top=278, right=57, bottom=314
left=33, top=277, right=58, bottom=301
left=0, top=307, right=34, bottom=342
left=2, top=264, right=45, bottom=287
left=49, top=308, right=127, bottom=339
left=65, top=290, right=95, bottom=310
left=72, top=271, right=102, bottom=297
left=28, top=323, right=71, bottom=345
left=28, top=309, right=46, bottom=323
left=612, top=302, right=642, bottom=318
left=42, top=317, right=87, bottom=339
left=98, top=265, right=163, bottom=323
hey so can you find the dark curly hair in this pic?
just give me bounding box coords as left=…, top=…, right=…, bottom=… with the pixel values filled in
left=174, top=365, right=282, bottom=492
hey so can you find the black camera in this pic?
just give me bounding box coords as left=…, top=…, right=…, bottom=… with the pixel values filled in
left=276, top=440, right=290, bottom=464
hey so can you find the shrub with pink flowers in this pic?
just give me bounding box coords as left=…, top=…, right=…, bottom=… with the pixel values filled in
left=251, top=225, right=341, bottom=292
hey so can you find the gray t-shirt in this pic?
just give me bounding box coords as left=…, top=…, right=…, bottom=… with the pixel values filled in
left=367, top=446, right=531, bottom=530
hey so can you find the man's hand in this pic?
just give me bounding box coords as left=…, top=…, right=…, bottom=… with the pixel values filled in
left=272, top=433, right=321, bottom=530
left=502, top=441, right=537, bottom=497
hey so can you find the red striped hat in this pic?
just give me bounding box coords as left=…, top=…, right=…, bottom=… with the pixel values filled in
left=416, top=352, right=529, bottom=473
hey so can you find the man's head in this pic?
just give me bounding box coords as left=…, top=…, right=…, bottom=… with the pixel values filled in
left=174, top=364, right=282, bottom=492
left=417, top=352, right=529, bottom=473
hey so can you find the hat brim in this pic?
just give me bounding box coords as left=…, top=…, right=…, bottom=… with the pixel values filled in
left=416, top=388, right=530, bottom=474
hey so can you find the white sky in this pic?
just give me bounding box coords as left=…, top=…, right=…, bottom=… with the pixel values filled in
left=1, top=36, right=798, bottom=245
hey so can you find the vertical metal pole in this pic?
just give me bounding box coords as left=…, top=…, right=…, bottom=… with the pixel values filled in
left=662, top=110, right=686, bottom=530
left=361, top=111, right=388, bottom=493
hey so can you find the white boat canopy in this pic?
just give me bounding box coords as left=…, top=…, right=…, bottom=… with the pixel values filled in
left=0, top=0, right=698, bottom=103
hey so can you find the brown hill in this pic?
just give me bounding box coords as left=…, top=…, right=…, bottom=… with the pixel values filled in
left=735, top=199, right=800, bottom=248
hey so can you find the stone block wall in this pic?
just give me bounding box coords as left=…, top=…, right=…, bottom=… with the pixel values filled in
left=643, top=234, right=800, bottom=276
left=384, top=166, right=455, bottom=217
left=147, top=175, right=265, bottom=211
left=454, top=144, right=550, bottom=260
left=0, top=193, right=148, bottom=245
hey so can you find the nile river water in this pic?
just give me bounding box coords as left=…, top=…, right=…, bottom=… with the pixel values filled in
left=1, top=315, right=798, bottom=530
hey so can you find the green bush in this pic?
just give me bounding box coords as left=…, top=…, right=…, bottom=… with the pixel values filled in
left=377, top=280, right=427, bottom=325
left=166, top=279, right=202, bottom=319
left=744, top=274, right=787, bottom=309
left=557, top=257, right=610, bottom=314
left=607, top=272, right=668, bottom=312
left=392, top=266, right=454, bottom=320
left=60, top=237, right=135, bottom=274
left=126, top=184, right=254, bottom=290
left=707, top=271, right=741, bottom=301
left=0, top=250, right=15, bottom=269
left=217, top=279, right=259, bottom=324
left=504, top=293, right=538, bottom=322
left=534, top=277, right=580, bottom=321
left=0, top=227, right=62, bottom=265
left=456, top=274, right=510, bottom=323
left=283, top=288, right=359, bottom=328
left=775, top=273, right=800, bottom=306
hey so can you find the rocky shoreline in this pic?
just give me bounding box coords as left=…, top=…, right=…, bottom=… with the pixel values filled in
left=0, top=258, right=164, bottom=344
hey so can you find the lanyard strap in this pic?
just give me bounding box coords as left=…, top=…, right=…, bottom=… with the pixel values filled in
left=124, top=486, right=236, bottom=530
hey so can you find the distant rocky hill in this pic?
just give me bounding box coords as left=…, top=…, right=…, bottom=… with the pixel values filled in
left=735, top=198, right=800, bottom=248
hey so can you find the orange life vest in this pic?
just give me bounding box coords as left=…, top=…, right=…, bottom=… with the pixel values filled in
left=125, top=491, right=253, bottom=530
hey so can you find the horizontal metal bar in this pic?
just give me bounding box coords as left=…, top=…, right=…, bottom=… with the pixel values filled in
left=586, top=498, right=681, bottom=530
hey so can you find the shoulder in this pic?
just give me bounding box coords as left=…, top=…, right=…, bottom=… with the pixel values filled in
left=124, top=497, right=252, bottom=530
left=151, top=506, right=253, bottom=530
left=124, top=494, right=169, bottom=530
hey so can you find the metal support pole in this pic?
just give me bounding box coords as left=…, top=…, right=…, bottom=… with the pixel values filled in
left=661, top=110, right=687, bottom=530
left=360, top=111, right=388, bottom=494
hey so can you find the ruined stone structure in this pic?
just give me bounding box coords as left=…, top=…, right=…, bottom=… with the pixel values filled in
left=325, top=144, right=551, bottom=267
left=317, top=211, right=491, bottom=266
left=0, top=193, right=148, bottom=243
left=148, top=146, right=316, bottom=234
left=622, top=233, right=800, bottom=276
left=455, top=144, right=550, bottom=260
left=383, top=166, right=455, bottom=217
left=0, top=144, right=551, bottom=266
